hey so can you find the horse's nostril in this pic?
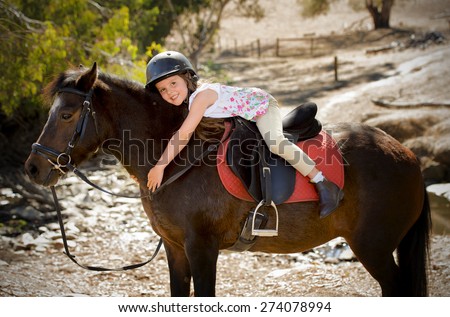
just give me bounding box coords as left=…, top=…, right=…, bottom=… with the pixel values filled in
left=27, top=163, right=39, bottom=178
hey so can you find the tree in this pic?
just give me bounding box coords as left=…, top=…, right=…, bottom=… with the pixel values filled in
left=299, top=0, right=395, bottom=30
left=0, top=0, right=149, bottom=115
left=0, top=0, right=163, bottom=174
left=164, top=0, right=264, bottom=67
left=365, top=0, right=394, bottom=29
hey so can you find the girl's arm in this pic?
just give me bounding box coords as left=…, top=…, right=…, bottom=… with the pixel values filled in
left=147, top=89, right=218, bottom=191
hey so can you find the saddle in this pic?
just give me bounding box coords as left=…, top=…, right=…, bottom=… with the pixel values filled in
left=218, top=102, right=323, bottom=204
left=216, top=102, right=345, bottom=249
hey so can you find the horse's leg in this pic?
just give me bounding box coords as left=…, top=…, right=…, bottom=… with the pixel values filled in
left=343, top=205, right=402, bottom=295
left=163, top=240, right=192, bottom=296
left=344, top=188, right=426, bottom=296
left=185, top=236, right=219, bottom=297
left=348, top=240, right=400, bottom=296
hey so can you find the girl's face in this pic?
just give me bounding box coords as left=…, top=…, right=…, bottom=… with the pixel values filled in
left=155, top=75, right=189, bottom=106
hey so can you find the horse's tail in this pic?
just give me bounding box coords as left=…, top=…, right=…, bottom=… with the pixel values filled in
left=397, top=185, right=431, bottom=296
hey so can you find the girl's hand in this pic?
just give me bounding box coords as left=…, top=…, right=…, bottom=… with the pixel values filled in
left=147, top=165, right=165, bottom=192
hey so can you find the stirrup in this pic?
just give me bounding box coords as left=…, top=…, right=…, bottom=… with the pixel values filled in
left=251, top=200, right=279, bottom=237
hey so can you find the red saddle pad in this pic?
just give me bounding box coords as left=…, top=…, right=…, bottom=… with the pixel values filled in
left=216, top=130, right=345, bottom=203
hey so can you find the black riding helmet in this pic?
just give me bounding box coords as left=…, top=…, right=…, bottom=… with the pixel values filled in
left=145, top=51, right=198, bottom=89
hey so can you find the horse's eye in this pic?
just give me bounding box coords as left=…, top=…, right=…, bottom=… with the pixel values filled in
left=61, top=113, right=72, bottom=121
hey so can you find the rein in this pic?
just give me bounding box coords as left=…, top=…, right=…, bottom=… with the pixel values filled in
left=32, top=86, right=226, bottom=271
left=50, top=186, right=162, bottom=272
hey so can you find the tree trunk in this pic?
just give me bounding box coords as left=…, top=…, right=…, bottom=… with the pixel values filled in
left=365, top=0, right=394, bottom=29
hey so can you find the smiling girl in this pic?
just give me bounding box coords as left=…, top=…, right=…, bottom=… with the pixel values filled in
left=145, top=51, right=343, bottom=218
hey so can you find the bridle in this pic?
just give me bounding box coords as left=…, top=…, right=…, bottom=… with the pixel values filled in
left=31, top=87, right=162, bottom=272
left=32, top=87, right=97, bottom=176
left=31, top=87, right=151, bottom=198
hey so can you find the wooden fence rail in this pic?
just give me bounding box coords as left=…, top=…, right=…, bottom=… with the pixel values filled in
left=216, top=35, right=341, bottom=82
left=217, top=32, right=363, bottom=58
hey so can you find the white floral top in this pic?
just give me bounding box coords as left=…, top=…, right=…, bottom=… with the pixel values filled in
left=189, top=83, right=271, bottom=121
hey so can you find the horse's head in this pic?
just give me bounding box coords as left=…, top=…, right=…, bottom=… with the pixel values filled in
left=25, top=63, right=104, bottom=186
left=25, top=62, right=188, bottom=187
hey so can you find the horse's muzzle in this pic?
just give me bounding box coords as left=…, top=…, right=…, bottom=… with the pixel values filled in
left=24, top=153, right=61, bottom=187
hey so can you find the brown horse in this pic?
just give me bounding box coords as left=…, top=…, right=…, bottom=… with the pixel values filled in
left=25, top=63, right=430, bottom=296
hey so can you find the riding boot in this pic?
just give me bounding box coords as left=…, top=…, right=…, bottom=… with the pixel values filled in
left=314, top=178, right=344, bottom=218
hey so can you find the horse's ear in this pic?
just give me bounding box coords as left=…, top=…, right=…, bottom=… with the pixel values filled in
left=76, top=62, right=98, bottom=91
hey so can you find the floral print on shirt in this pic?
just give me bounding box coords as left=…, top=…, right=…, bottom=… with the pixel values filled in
left=221, top=85, right=269, bottom=120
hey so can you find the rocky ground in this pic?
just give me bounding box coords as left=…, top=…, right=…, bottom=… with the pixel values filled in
left=1, top=0, right=449, bottom=297
left=0, top=168, right=449, bottom=297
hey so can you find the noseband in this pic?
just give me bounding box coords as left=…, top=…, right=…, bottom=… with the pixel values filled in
left=31, top=87, right=97, bottom=176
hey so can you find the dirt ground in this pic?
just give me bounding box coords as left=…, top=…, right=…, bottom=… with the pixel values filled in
left=1, top=0, right=449, bottom=297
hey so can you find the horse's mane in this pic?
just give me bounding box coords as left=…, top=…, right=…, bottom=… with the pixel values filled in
left=41, top=64, right=224, bottom=141
left=42, top=65, right=146, bottom=108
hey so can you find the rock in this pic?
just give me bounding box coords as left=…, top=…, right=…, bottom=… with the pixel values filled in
left=363, top=111, right=439, bottom=142
left=427, top=118, right=450, bottom=136
left=324, top=257, right=340, bottom=264
left=422, top=160, right=448, bottom=182
left=47, top=223, right=61, bottom=231
left=65, top=222, right=80, bottom=234
left=267, top=268, right=292, bottom=278
left=79, top=216, right=97, bottom=230
left=43, top=231, right=62, bottom=240
left=51, top=239, right=76, bottom=248
left=403, top=136, right=435, bottom=157
left=338, top=248, right=356, bottom=261
left=433, top=138, right=450, bottom=165
left=10, top=206, right=42, bottom=222
left=427, top=183, right=450, bottom=200
left=21, top=232, right=35, bottom=247
left=38, top=226, right=49, bottom=233
left=33, top=235, right=51, bottom=252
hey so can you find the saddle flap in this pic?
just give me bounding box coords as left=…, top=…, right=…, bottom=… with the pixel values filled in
left=217, top=130, right=345, bottom=204
left=225, top=119, right=297, bottom=204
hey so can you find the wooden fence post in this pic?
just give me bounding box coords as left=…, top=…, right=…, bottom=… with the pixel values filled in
left=257, top=39, right=261, bottom=58
left=334, top=56, right=339, bottom=82
left=276, top=38, right=280, bottom=57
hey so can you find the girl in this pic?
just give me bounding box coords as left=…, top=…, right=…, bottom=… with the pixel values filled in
left=145, top=51, right=343, bottom=218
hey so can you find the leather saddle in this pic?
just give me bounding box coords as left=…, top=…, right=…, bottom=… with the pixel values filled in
left=225, top=102, right=322, bottom=205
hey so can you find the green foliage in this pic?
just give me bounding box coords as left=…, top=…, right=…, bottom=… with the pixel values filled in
left=348, top=0, right=367, bottom=11
left=198, top=59, right=232, bottom=85
left=299, top=0, right=330, bottom=17
left=298, top=0, right=395, bottom=29
left=0, top=0, right=265, bottom=118
left=0, top=0, right=162, bottom=116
